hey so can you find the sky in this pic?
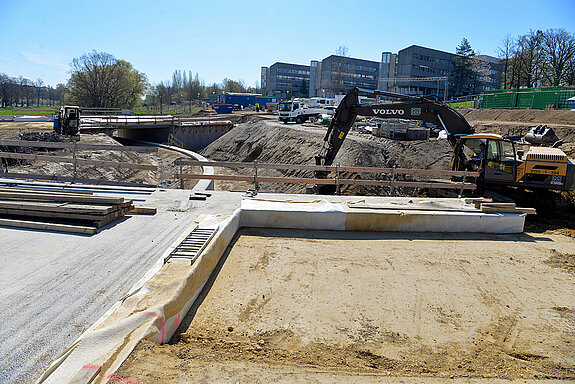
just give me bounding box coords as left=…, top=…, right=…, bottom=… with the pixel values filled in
left=1, top=0, right=574, bottom=88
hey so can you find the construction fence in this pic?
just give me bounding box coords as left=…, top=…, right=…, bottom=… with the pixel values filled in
left=447, top=86, right=575, bottom=110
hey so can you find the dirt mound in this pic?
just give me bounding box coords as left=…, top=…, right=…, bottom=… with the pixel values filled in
left=460, top=108, right=575, bottom=126
left=200, top=120, right=452, bottom=194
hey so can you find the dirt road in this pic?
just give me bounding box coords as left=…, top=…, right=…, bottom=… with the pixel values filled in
left=116, top=228, right=575, bottom=383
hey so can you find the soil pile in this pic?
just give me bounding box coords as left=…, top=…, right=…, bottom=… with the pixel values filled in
left=460, top=108, right=575, bottom=156
left=200, top=118, right=452, bottom=194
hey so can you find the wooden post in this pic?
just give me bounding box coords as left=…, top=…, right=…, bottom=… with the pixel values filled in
left=390, top=165, right=395, bottom=196
left=72, top=138, right=78, bottom=182
left=254, top=160, right=259, bottom=191
left=459, top=170, right=468, bottom=198
left=335, top=163, right=340, bottom=195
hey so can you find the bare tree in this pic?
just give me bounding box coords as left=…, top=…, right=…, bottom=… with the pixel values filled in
left=515, top=30, right=545, bottom=87
left=0, top=73, right=12, bottom=108
left=35, top=78, right=44, bottom=106
left=541, top=28, right=575, bottom=86
left=498, top=34, right=514, bottom=88
left=471, top=56, right=491, bottom=94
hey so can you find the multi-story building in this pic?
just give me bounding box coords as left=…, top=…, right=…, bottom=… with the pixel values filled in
left=316, top=55, right=380, bottom=98
left=474, top=55, right=504, bottom=92
left=262, top=46, right=503, bottom=100
left=261, top=62, right=310, bottom=99
left=393, top=45, right=454, bottom=99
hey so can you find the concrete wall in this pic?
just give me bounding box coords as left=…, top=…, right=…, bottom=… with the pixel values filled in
left=117, top=123, right=233, bottom=151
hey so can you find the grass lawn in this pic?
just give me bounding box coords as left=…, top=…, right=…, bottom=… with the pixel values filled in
left=0, top=106, right=57, bottom=116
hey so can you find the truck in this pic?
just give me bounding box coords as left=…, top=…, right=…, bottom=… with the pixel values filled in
left=278, top=100, right=327, bottom=124
left=314, top=88, right=575, bottom=206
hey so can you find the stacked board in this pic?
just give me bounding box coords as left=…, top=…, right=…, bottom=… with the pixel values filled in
left=0, top=187, right=134, bottom=235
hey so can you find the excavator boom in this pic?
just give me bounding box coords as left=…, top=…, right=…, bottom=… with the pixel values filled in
left=316, top=88, right=473, bottom=167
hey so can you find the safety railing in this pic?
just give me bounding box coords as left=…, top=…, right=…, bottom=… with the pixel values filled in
left=0, top=139, right=158, bottom=187
left=174, top=159, right=479, bottom=195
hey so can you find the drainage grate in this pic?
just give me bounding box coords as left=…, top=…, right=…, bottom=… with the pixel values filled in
left=165, top=227, right=217, bottom=264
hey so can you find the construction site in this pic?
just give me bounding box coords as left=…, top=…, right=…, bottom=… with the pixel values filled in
left=1, top=99, right=575, bottom=384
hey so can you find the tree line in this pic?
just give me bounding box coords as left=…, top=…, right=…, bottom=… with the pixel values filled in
left=498, top=28, right=575, bottom=88
left=0, top=50, right=260, bottom=111
left=0, top=74, right=67, bottom=108
left=449, top=28, right=575, bottom=98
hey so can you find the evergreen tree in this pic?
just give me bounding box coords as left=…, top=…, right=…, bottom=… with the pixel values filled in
left=453, top=38, right=475, bottom=96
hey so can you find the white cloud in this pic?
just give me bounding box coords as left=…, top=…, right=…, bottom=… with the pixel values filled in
left=20, top=52, right=69, bottom=71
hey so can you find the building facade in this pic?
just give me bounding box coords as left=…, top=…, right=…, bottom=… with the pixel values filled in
left=261, top=62, right=310, bottom=99
left=262, top=46, right=503, bottom=100
left=316, top=55, right=380, bottom=98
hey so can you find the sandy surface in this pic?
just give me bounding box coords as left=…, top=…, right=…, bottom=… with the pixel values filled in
left=116, top=228, right=575, bottom=383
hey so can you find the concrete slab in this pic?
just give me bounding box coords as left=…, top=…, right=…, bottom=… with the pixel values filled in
left=0, top=188, right=242, bottom=384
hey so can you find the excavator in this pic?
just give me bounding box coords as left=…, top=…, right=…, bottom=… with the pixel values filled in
left=53, top=106, right=81, bottom=136
left=314, top=88, right=575, bottom=204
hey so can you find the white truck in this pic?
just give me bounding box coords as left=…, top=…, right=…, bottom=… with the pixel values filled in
left=277, top=100, right=327, bottom=124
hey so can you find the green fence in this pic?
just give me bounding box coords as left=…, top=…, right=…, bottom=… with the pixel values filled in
left=481, top=87, right=575, bottom=109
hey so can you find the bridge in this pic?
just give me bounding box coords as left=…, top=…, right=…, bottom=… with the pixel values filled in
left=80, top=115, right=234, bottom=150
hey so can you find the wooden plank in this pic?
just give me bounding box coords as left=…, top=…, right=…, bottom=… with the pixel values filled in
left=0, top=217, right=97, bottom=235
left=95, top=206, right=133, bottom=228
left=0, top=191, right=126, bottom=205
left=0, top=199, right=117, bottom=214
left=175, top=173, right=477, bottom=190
left=175, top=159, right=479, bottom=178
left=0, top=207, right=111, bottom=221
left=0, top=172, right=156, bottom=188
left=0, top=187, right=94, bottom=196
left=477, top=202, right=516, bottom=209
left=0, top=152, right=158, bottom=170
left=68, top=364, right=102, bottom=384
left=0, top=140, right=157, bottom=152
left=128, top=206, right=157, bottom=215
left=515, top=207, right=537, bottom=214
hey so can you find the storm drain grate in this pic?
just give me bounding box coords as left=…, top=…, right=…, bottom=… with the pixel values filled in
left=165, top=227, right=217, bottom=264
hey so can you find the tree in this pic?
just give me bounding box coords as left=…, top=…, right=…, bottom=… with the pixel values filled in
left=453, top=38, right=475, bottom=96
left=35, top=78, right=44, bottom=106
left=470, top=56, right=491, bottom=94
left=67, top=51, right=146, bottom=108
left=514, top=30, right=545, bottom=88
left=0, top=73, right=12, bottom=108
left=222, top=78, right=246, bottom=93
left=498, top=34, right=514, bottom=88
left=541, top=28, right=575, bottom=86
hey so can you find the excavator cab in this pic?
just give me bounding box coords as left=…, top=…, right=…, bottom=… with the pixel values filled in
left=452, top=134, right=518, bottom=187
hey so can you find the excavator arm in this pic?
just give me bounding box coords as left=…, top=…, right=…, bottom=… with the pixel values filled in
left=315, top=88, right=474, bottom=169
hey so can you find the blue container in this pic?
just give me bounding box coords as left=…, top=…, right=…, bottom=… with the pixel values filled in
left=213, top=104, right=234, bottom=114
left=53, top=115, right=60, bottom=130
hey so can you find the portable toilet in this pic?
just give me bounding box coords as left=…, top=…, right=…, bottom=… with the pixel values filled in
left=568, top=96, right=575, bottom=110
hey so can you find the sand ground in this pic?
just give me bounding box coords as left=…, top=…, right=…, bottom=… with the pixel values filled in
left=115, top=228, right=575, bottom=383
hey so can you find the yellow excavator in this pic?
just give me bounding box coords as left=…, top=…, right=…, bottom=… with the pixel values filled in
left=314, top=88, right=575, bottom=203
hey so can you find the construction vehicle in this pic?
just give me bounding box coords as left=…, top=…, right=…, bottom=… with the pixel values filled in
left=315, top=88, right=575, bottom=200
left=278, top=100, right=326, bottom=124
left=54, top=106, right=81, bottom=136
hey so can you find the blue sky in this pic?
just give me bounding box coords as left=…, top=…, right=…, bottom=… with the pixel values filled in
left=1, top=0, right=574, bottom=88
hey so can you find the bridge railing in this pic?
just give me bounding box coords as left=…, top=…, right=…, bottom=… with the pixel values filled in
left=174, top=159, right=479, bottom=195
